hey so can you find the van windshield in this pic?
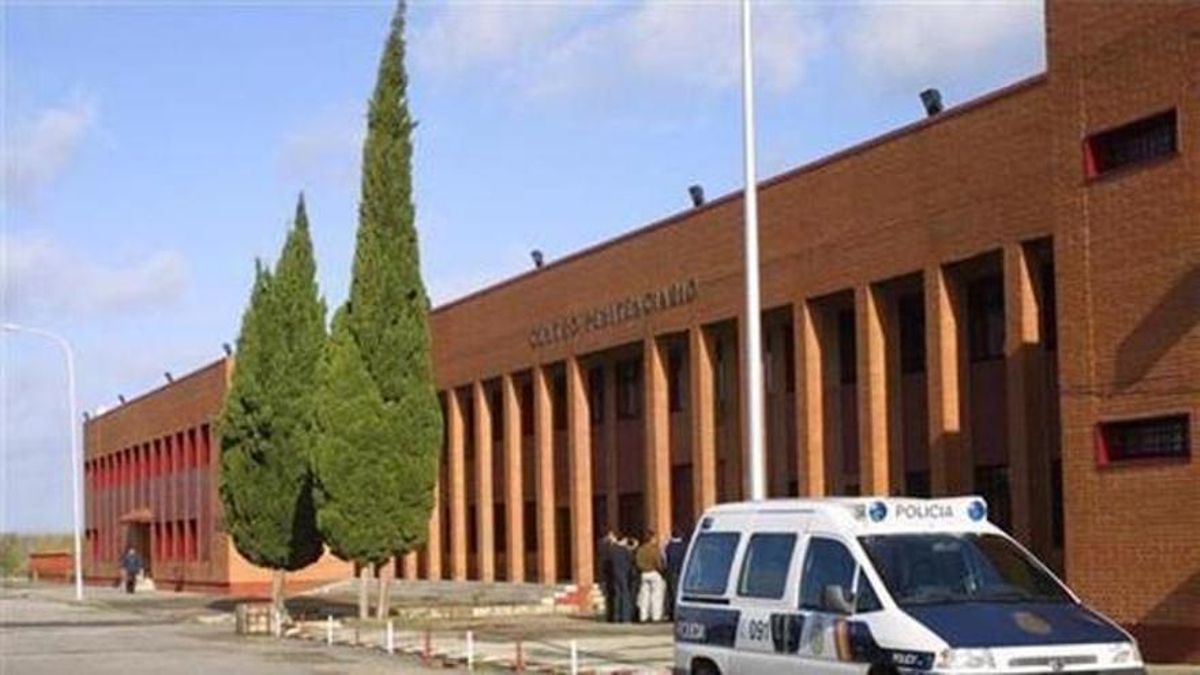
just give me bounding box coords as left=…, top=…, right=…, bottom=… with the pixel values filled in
left=858, top=533, right=1073, bottom=607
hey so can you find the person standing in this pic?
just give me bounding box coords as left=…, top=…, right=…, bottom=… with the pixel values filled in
left=596, top=531, right=617, bottom=622
left=636, top=531, right=665, bottom=622
left=663, top=530, right=686, bottom=621
left=609, top=536, right=635, bottom=622
left=121, top=547, right=143, bottom=594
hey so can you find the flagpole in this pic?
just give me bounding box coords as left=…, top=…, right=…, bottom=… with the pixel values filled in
left=740, top=0, right=766, bottom=501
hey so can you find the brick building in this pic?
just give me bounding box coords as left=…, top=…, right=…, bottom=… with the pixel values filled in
left=83, top=359, right=352, bottom=594
left=83, top=0, right=1197, bottom=661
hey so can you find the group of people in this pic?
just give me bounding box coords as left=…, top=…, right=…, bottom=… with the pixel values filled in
left=596, top=529, right=687, bottom=623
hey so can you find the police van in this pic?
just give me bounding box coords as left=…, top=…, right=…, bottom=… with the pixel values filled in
left=673, top=497, right=1144, bottom=674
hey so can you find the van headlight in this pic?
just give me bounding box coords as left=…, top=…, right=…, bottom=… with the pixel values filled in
left=935, top=648, right=996, bottom=670
left=1106, top=641, right=1142, bottom=665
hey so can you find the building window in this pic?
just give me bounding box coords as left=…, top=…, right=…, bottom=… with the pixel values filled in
left=523, top=501, right=537, bottom=553
left=494, top=503, right=507, bottom=553
left=715, top=338, right=729, bottom=410
left=1084, top=109, right=1177, bottom=179
left=491, top=388, right=503, bottom=441
left=588, top=366, right=605, bottom=424
left=1040, top=261, right=1057, bottom=352
left=838, top=310, right=856, bottom=384
left=520, top=382, right=534, bottom=434
left=1098, top=414, right=1190, bottom=464
left=783, top=325, right=796, bottom=393
left=615, top=359, right=641, bottom=420
left=1051, top=459, right=1064, bottom=548
left=904, top=470, right=931, bottom=498
left=899, top=293, right=926, bottom=374
left=552, top=372, right=567, bottom=431
left=668, top=344, right=684, bottom=413
left=974, top=465, right=1011, bottom=532
left=967, top=276, right=1004, bottom=362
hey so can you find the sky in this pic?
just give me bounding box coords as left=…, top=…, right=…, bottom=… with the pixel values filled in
left=1, top=0, right=1045, bottom=533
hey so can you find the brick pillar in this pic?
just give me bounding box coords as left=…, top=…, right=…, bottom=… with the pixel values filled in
left=473, top=381, right=495, bottom=582
left=925, top=266, right=972, bottom=495
left=796, top=301, right=827, bottom=496
left=856, top=285, right=892, bottom=496
left=1005, top=243, right=1052, bottom=553
left=446, top=388, right=467, bottom=581
left=533, top=365, right=557, bottom=583
left=402, top=552, right=418, bottom=581
left=426, top=458, right=443, bottom=579
left=643, top=336, right=671, bottom=538
left=689, top=325, right=717, bottom=517
left=502, top=374, right=525, bottom=583
left=566, top=357, right=594, bottom=587
left=603, top=362, right=619, bottom=533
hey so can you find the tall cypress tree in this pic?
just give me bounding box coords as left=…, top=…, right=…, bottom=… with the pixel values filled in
left=314, top=0, right=440, bottom=620
left=219, top=196, right=326, bottom=614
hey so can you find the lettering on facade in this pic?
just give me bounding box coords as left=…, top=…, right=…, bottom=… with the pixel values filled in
left=528, top=278, right=699, bottom=349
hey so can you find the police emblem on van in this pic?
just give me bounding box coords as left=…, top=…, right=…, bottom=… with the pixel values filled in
left=1013, top=611, right=1053, bottom=635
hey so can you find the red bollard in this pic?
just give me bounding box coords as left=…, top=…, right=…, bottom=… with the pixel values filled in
left=422, top=629, right=432, bottom=665
left=515, top=637, right=524, bottom=672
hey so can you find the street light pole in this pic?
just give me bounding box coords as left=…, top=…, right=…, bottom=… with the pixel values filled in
left=3, top=323, right=85, bottom=601
left=740, top=0, right=767, bottom=501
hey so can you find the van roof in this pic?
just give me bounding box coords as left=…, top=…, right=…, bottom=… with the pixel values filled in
left=701, top=496, right=1002, bottom=536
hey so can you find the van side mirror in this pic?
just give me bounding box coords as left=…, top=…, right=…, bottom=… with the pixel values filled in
left=822, top=584, right=855, bottom=615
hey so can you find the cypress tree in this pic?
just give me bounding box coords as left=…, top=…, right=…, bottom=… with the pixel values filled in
left=218, top=196, right=326, bottom=614
left=314, top=0, right=440, bottom=620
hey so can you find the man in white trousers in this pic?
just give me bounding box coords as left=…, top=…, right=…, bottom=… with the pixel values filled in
left=635, top=531, right=665, bottom=622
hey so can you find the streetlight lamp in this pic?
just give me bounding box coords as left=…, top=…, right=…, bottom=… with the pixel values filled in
left=2, top=322, right=84, bottom=601
left=740, top=0, right=767, bottom=501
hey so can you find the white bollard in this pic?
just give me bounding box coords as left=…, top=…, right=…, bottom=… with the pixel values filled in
left=466, top=630, right=475, bottom=670
left=386, top=620, right=395, bottom=655
left=570, top=639, right=579, bottom=675
left=326, top=615, right=333, bottom=645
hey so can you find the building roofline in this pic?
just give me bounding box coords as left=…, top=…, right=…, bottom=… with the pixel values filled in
left=87, top=356, right=229, bottom=425
left=432, top=72, right=1048, bottom=315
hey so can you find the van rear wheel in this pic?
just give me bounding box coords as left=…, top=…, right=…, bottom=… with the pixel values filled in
left=690, top=658, right=720, bottom=675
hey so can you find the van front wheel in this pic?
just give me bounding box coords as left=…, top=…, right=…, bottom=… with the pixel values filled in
left=867, top=664, right=898, bottom=675
left=690, top=658, right=720, bottom=675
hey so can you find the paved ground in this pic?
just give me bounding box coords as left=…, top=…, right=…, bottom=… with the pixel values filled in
left=3, top=582, right=1196, bottom=674
left=0, top=585, right=455, bottom=674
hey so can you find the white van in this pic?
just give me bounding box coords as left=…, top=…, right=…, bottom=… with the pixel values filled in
left=673, top=497, right=1144, bottom=674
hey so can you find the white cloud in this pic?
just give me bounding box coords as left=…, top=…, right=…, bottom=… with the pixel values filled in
left=2, top=233, right=188, bottom=317
left=846, top=1, right=1044, bottom=90
left=413, top=2, right=594, bottom=76
left=3, top=99, right=96, bottom=206
left=277, top=104, right=364, bottom=188
left=413, top=2, right=825, bottom=101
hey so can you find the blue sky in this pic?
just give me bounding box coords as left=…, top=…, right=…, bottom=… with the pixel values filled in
left=1, top=0, right=1044, bottom=533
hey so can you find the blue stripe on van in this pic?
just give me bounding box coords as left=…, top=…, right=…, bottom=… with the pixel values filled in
left=903, top=602, right=1128, bottom=648
left=675, top=605, right=740, bottom=648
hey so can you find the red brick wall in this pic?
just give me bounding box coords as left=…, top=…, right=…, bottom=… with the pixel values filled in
left=84, top=359, right=230, bottom=587
left=1048, top=0, right=1199, bottom=663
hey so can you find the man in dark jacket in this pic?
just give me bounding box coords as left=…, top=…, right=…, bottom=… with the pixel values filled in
left=121, top=547, right=143, bottom=594
left=663, top=530, right=687, bottom=620
left=596, top=531, right=617, bottom=622
left=609, top=537, right=636, bottom=623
